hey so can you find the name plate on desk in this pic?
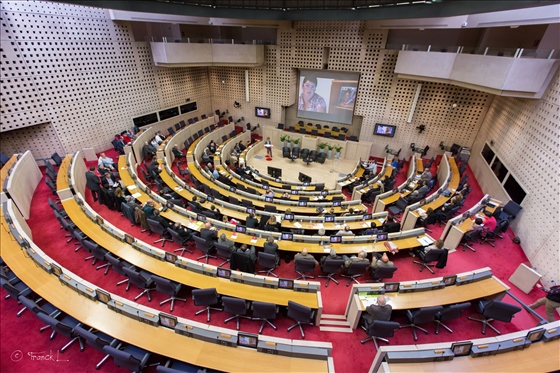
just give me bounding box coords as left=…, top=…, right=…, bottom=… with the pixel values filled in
left=386, top=349, right=454, bottom=363
left=132, top=242, right=165, bottom=260
left=471, top=339, right=530, bottom=357
left=262, top=278, right=279, bottom=289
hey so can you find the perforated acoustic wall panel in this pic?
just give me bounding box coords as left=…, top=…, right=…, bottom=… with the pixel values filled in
left=470, top=68, right=560, bottom=284
left=0, top=0, right=211, bottom=157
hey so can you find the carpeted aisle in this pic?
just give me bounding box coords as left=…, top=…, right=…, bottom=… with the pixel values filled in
left=0, top=153, right=555, bottom=373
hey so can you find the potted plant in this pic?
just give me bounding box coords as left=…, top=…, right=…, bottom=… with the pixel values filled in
left=327, top=144, right=334, bottom=159
left=317, top=142, right=328, bottom=153
left=293, top=138, right=300, bottom=150
left=286, top=138, right=293, bottom=149
left=280, top=134, right=288, bottom=148
left=334, top=145, right=343, bottom=159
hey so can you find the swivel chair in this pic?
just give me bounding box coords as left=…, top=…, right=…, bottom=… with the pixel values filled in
left=103, top=344, right=152, bottom=372
left=413, top=249, right=445, bottom=274
left=434, top=302, right=471, bottom=334
left=222, top=296, right=251, bottom=330
left=251, top=301, right=278, bottom=334
left=73, top=324, right=119, bottom=370
left=36, top=312, right=84, bottom=352
left=287, top=300, right=315, bottom=339
left=105, top=254, right=131, bottom=290
left=168, top=228, right=193, bottom=257
left=468, top=300, right=522, bottom=335
left=215, top=242, right=232, bottom=267
left=360, top=320, right=400, bottom=351
left=257, top=252, right=278, bottom=277
left=147, top=218, right=173, bottom=247
left=460, top=229, right=481, bottom=252
left=341, top=261, right=371, bottom=286
left=192, top=288, right=222, bottom=322
left=370, top=266, right=398, bottom=282
left=400, top=306, right=443, bottom=341
left=122, top=267, right=155, bottom=302
left=317, top=258, right=345, bottom=287
left=192, top=235, right=217, bottom=264
left=294, top=258, right=316, bottom=281
left=151, top=275, right=186, bottom=312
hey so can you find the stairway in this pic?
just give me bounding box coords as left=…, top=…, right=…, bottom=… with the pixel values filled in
left=319, top=313, right=353, bottom=333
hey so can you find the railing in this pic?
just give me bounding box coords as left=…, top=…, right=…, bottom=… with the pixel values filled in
left=387, top=43, right=558, bottom=59
left=147, top=36, right=275, bottom=45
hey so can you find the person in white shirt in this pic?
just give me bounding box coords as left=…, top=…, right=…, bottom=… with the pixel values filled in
left=335, top=225, right=354, bottom=236
left=97, top=153, right=114, bottom=169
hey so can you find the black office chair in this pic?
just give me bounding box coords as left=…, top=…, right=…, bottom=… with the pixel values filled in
left=105, top=254, right=131, bottom=290
left=400, top=306, right=443, bottom=341
left=413, top=249, right=445, bottom=274
left=36, top=312, right=84, bottom=352
left=192, top=235, right=217, bottom=264
left=214, top=242, right=232, bottom=267
left=388, top=197, right=408, bottom=220
left=1, top=276, right=33, bottom=316
left=251, top=301, right=278, bottom=334
left=257, top=252, right=278, bottom=277
left=51, top=152, right=63, bottom=167
left=498, top=200, right=523, bottom=221
left=370, top=266, right=398, bottom=282
left=286, top=300, right=315, bottom=339
left=222, top=296, right=251, bottom=330
left=291, top=147, right=300, bottom=161
left=479, top=220, right=508, bottom=247
left=360, top=320, right=400, bottom=350
left=434, top=302, right=471, bottom=334
left=294, top=258, right=316, bottom=280
left=192, top=288, right=222, bottom=322
left=151, top=274, right=186, bottom=312
left=316, top=152, right=327, bottom=164
left=168, top=228, right=193, bottom=257
left=282, top=147, right=291, bottom=158
left=122, top=267, right=155, bottom=302
left=73, top=324, right=119, bottom=370
left=341, top=261, right=371, bottom=286
left=82, top=239, right=110, bottom=274
left=468, top=300, right=522, bottom=335
left=300, top=148, right=309, bottom=160
left=103, top=344, right=152, bottom=372
left=324, top=131, right=331, bottom=138
left=147, top=218, right=173, bottom=247
left=317, top=258, right=345, bottom=287
left=460, top=229, right=481, bottom=252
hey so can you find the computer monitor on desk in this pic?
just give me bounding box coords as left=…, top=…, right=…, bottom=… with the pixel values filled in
left=330, top=236, right=342, bottom=243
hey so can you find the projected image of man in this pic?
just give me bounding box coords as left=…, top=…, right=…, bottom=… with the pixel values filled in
left=298, top=74, right=326, bottom=113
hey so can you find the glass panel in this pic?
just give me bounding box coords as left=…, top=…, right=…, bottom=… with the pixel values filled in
left=481, top=143, right=495, bottom=165
left=504, top=175, right=527, bottom=205
left=491, top=157, right=508, bottom=182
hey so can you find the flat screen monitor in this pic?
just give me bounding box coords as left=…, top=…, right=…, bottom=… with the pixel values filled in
left=265, top=196, right=273, bottom=203
left=246, top=207, right=255, bottom=215
left=95, top=289, right=111, bottom=304
left=133, top=112, right=158, bottom=128
left=281, top=232, right=293, bottom=241
left=238, top=333, right=259, bottom=349
left=363, top=214, right=372, bottom=220
left=262, top=184, right=269, bottom=190
left=206, top=195, right=214, bottom=202
left=236, top=225, right=247, bottom=233
left=373, top=123, right=397, bottom=138
left=95, top=215, right=104, bottom=226
left=297, top=69, right=360, bottom=125
left=278, top=278, right=294, bottom=290
left=442, top=275, right=457, bottom=286
left=283, top=214, right=294, bottom=221
left=291, top=190, right=299, bottom=195
left=330, top=236, right=342, bottom=243
left=324, top=214, right=335, bottom=222
left=124, top=234, right=135, bottom=245
left=159, top=313, right=178, bottom=329
left=217, top=267, right=231, bottom=279
left=333, top=201, right=341, bottom=207
left=267, top=166, right=281, bottom=178
left=180, top=101, right=198, bottom=114
left=321, top=190, right=328, bottom=196
left=158, top=106, right=179, bottom=121
left=298, top=201, right=307, bottom=207
left=298, top=172, right=312, bottom=183
left=255, top=107, right=271, bottom=118
left=303, top=182, right=310, bottom=186
left=450, top=341, right=473, bottom=357
left=229, top=186, right=236, bottom=192
left=376, top=233, right=388, bottom=241
left=526, top=328, right=546, bottom=342
left=50, top=263, right=63, bottom=277
left=384, top=282, right=400, bottom=293
left=196, top=214, right=207, bottom=222
left=165, top=252, right=178, bottom=264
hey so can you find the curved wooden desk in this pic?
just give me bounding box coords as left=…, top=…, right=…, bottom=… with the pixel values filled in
left=0, top=213, right=329, bottom=373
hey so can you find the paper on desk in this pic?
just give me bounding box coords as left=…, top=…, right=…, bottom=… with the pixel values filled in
left=251, top=236, right=258, bottom=243
left=231, top=233, right=238, bottom=239
left=313, top=223, right=324, bottom=229
left=131, top=193, right=142, bottom=199
left=127, top=185, right=137, bottom=191
left=293, top=222, right=302, bottom=228
left=359, top=295, right=394, bottom=308
left=174, top=186, right=183, bottom=191
left=417, top=236, right=434, bottom=246
left=378, top=218, right=385, bottom=224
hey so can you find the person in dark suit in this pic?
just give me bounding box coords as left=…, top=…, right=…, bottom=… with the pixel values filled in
left=246, top=213, right=258, bottom=228
left=382, top=215, right=401, bottom=233
left=362, top=295, right=392, bottom=324
left=200, top=222, right=218, bottom=245
left=263, top=236, right=279, bottom=263
left=190, top=196, right=203, bottom=212
left=151, top=209, right=171, bottom=229
left=101, top=172, right=118, bottom=190
left=142, top=141, right=156, bottom=158
left=85, top=166, right=101, bottom=202
left=172, top=144, right=185, bottom=159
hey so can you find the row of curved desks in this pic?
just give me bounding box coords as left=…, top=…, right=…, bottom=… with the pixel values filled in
left=1, top=204, right=331, bottom=373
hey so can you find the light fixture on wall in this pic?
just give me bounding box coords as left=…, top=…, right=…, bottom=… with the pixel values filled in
left=234, top=101, right=241, bottom=108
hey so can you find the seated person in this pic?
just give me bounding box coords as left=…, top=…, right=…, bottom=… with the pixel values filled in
left=172, top=144, right=185, bottom=159
left=245, top=213, right=258, bottom=228
left=262, top=189, right=274, bottom=197
left=342, top=250, right=370, bottom=268
left=280, top=192, right=291, bottom=200
left=200, top=222, right=219, bottom=245
left=208, top=140, right=217, bottom=154
left=142, top=200, right=157, bottom=219
left=263, top=236, right=279, bottom=263
left=371, top=253, right=394, bottom=269
left=482, top=210, right=497, bottom=231
left=238, top=140, right=246, bottom=152
left=171, top=222, right=193, bottom=240
left=364, top=161, right=377, bottom=175
left=210, top=205, right=223, bottom=221
left=189, top=196, right=203, bottom=212
left=363, top=295, right=392, bottom=325
left=405, top=190, right=421, bottom=205
left=217, top=233, right=236, bottom=252
left=97, top=153, right=115, bottom=169
left=151, top=209, right=171, bottom=229
left=381, top=216, right=400, bottom=233
left=264, top=216, right=279, bottom=232
left=471, top=217, right=484, bottom=231
left=154, top=131, right=165, bottom=144
left=320, top=248, right=341, bottom=266
left=363, top=221, right=378, bottom=236
left=417, top=181, right=430, bottom=197
left=101, top=172, right=119, bottom=190
left=420, top=168, right=432, bottom=182
left=336, top=225, right=354, bottom=236
left=142, top=141, right=157, bottom=158
left=294, top=248, right=319, bottom=266
left=236, top=244, right=256, bottom=262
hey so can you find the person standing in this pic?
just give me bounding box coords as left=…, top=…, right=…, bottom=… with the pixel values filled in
left=529, top=285, right=560, bottom=322
left=85, top=166, right=101, bottom=202
left=264, top=137, right=273, bottom=158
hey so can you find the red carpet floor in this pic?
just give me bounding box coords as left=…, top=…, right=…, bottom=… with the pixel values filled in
left=1, top=151, right=555, bottom=373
